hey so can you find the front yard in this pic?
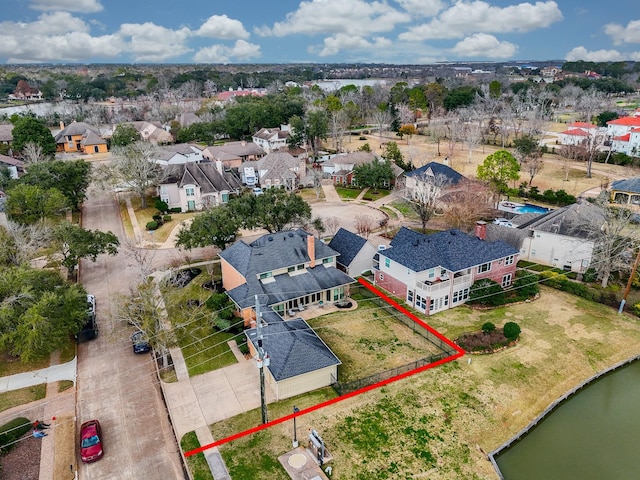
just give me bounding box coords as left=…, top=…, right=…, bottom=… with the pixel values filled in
left=202, top=286, right=640, bottom=479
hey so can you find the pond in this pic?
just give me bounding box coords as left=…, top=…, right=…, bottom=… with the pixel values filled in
left=494, top=360, right=640, bottom=479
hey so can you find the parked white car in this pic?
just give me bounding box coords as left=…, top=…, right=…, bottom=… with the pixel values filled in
left=493, top=218, right=515, bottom=228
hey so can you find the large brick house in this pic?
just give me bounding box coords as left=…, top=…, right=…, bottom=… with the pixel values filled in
left=54, top=121, right=107, bottom=154
left=373, top=226, right=518, bottom=315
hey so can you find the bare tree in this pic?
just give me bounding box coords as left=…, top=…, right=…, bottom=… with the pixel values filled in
left=396, top=103, right=414, bottom=125
left=329, top=109, right=348, bottom=152
left=370, top=108, right=392, bottom=145
left=323, top=216, right=341, bottom=237
left=404, top=172, right=452, bottom=232
left=442, top=180, right=494, bottom=233
left=21, top=141, right=51, bottom=165
left=525, top=156, right=545, bottom=186
left=0, top=221, right=51, bottom=266
left=354, top=214, right=375, bottom=238
left=104, top=141, right=167, bottom=208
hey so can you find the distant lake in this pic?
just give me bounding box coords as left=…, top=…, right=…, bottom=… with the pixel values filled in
left=0, top=101, right=75, bottom=117
left=312, top=79, right=395, bottom=91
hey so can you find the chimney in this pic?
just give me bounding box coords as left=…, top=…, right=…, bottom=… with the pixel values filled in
left=475, top=221, right=487, bottom=240
left=59, top=121, right=65, bottom=131
left=215, top=159, right=223, bottom=175
left=307, top=233, right=316, bottom=268
left=241, top=140, right=246, bottom=147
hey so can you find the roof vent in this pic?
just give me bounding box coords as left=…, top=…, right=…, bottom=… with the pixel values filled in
left=288, top=232, right=294, bottom=237
left=268, top=236, right=273, bottom=241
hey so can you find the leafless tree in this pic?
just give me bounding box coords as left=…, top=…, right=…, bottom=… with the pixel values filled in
left=329, top=109, right=348, bottom=152
left=404, top=172, right=452, bottom=232
left=525, top=156, right=545, bottom=186
left=0, top=221, right=52, bottom=266
left=120, top=237, right=158, bottom=282
left=396, top=103, right=414, bottom=125
left=354, top=214, right=375, bottom=238
left=369, top=109, right=392, bottom=144
left=21, top=142, right=50, bottom=165
left=323, top=216, right=341, bottom=237
left=442, top=180, right=494, bottom=233
left=574, top=90, right=605, bottom=124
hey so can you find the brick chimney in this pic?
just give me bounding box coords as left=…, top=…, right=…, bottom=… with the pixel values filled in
left=475, top=221, right=487, bottom=240
left=59, top=121, right=65, bottom=131
left=307, top=233, right=316, bottom=268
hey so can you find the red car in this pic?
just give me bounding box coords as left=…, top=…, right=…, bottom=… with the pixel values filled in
left=80, top=420, right=103, bottom=463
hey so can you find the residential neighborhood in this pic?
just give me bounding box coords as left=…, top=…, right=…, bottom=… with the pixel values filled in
left=2, top=59, right=640, bottom=480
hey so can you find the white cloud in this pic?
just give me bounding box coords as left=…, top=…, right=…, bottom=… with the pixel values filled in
left=194, top=40, right=261, bottom=63
left=451, top=33, right=517, bottom=58
left=30, top=0, right=103, bottom=13
left=0, top=12, right=90, bottom=36
left=117, top=22, right=192, bottom=62
left=395, top=0, right=444, bottom=17
left=196, top=15, right=250, bottom=40
left=257, top=0, right=411, bottom=37
left=564, top=46, right=625, bottom=62
left=604, top=20, right=640, bottom=46
left=313, top=34, right=392, bottom=56
left=399, top=0, right=563, bottom=41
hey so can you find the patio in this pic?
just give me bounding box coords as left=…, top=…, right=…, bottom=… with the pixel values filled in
left=288, top=299, right=358, bottom=321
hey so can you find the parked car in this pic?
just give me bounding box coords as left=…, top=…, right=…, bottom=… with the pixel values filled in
left=87, top=294, right=96, bottom=316
left=252, top=187, right=264, bottom=196
left=76, top=315, right=98, bottom=343
left=131, top=331, right=151, bottom=354
left=80, top=419, right=103, bottom=463
left=493, top=218, right=514, bottom=228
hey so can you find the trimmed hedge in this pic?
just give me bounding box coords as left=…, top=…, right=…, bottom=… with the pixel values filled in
left=0, top=417, right=32, bottom=453
left=538, top=270, right=621, bottom=309
left=146, top=221, right=158, bottom=231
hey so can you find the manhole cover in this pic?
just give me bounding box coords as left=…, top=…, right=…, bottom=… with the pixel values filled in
left=288, top=453, right=307, bottom=468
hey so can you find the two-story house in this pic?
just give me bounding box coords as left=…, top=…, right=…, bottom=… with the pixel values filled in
left=219, top=229, right=355, bottom=325
left=252, top=126, right=291, bottom=153
left=54, top=121, right=108, bottom=155
left=374, top=226, right=518, bottom=315
left=152, top=143, right=203, bottom=166
left=403, top=162, right=465, bottom=199
left=607, top=111, right=640, bottom=156
left=158, top=161, right=242, bottom=212
left=241, top=151, right=306, bottom=190
left=202, top=141, right=266, bottom=169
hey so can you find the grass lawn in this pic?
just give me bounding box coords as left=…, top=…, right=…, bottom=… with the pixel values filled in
left=0, top=353, right=49, bottom=377
left=163, top=270, right=239, bottom=377
left=389, top=198, right=420, bottom=220
left=53, top=414, right=75, bottom=480
left=361, top=188, right=391, bottom=202
left=297, top=186, right=325, bottom=202
left=204, top=286, right=640, bottom=479
left=181, top=432, right=214, bottom=480
left=334, top=186, right=362, bottom=200
left=0, top=385, right=46, bottom=413
left=125, top=195, right=196, bottom=243
left=308, top=298, right=443, bottom=382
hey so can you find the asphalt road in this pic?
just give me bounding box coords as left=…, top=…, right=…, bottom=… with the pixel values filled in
left=76, top=186, right=184, bottom=480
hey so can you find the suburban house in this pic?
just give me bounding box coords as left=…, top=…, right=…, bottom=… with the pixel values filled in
left=152, top=144, right=203, bottom=166
left=202, top=141, right=265, bottom=169
left=126, top=121, right=173, bottom=144
left=322, top=151, right=403, bottom=186
left=0, top=154, right=25, bottom=179
left=0, top=124, right=13, bottom=146
left=244, top=309, right=341, bottom=400
left=177, top=112, right=201, bottom=128
left=54, top=121, right=108, bottom=154
left=606, top=111, right=640, bottom=156
left=558, top=122, right=600, bottom=146
left=492, top=201, right=604, bottom=273
left=328, top=227, right=378, bottom=277
left=8, top=80, right=42, bottom=101
left=404, top=162, right=465, bottom=198
left=219, top=229, right=355, bottom=325
left=216, top=87, right=267, bottom=103
left=374, top=226, right=518, bottom=315
left=241, top=151, right=306, bottom=190
left=252, top=126, right=291, bottom=153
left=611, top=177, right=640, bottom=206
left=158, top=161, right=242, bottom=212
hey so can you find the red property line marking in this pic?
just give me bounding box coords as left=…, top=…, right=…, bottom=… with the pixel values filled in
left=185, top=277, right=465, bottom=457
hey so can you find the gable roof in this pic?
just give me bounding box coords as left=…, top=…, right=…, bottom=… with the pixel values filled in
left=0, top=154, right=25, bottom=168
left=405, top=162, right=465, bottom=185
left=245, top=311, right=340, bottom=381
left=203, top=141, right=265, bottom=159
left=81, top=130, right=106, bottom=146
left=328, top=228, right=368, bottom=267
left=608, top=117, right=640, bottom=127
left=325, top=151, right=376, bottom=167
left=54, top=122, right=100, bottom=142
left=611, top=177, right=640, bottom=194
left=385, top=227, right=518, bottom=273
left=220, top=229, right=354, bottom=309
left=561, top=128, right=589, bottom=137
left=0, top=124, right=13, bottom=142
left=164, top=163, right=242, bottom=192
left=253, top=127, right=290, bottom=141
left=515, top=201, right=604, bottom=238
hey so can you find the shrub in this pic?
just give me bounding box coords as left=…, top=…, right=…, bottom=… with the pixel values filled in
left=237, top=341, right=250, bottom=356
left=163, top=215, right=172, bottom=222
left=206, top=293, right=234, bottom=321
left=169, top=207, right=182, bottom=213
left=146, top=221, right=158, bottom=231
left=503, top=322, right=521, bottom=341
left=513, top=272, right=540, bottom=298
left=469, top=279, right=505, bottom=306
left=0, top=417, right=32, bottom=454
left=154, top=198, right=169, bottom=213
left=482, top=322, right=496, bottom=334
left=152, top=213, right=163, bottom=223
left=214, top=316, right=231, bottom=331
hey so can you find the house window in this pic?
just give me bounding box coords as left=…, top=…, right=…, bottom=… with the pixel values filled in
left=259, top=272, right=272, bottom=280
left=160, top=186, right=168, bottom=194
left=477, top=262, right=491, bottom=273
left=452, top=288, right=469, bottom=304
left=221, top=191, right=229, bottom=203
left=505, top=255, right=515, bottom=266
left=428, top=268, right=435, bottom=279
left=407, top=290, right=414, bottom=303
left=385, top=258, right=390, bottom=268
left=288, top=266, right=295, bottom=273
left=502, top=274, right=512, bottom=287
left=379, top=272, right=384, bottom=281
left=323, top=257, right=332, bottom=264
left=186, top=187, right=195, bottom=197
left=415, top=294, right=426, bottom=310
left=297, top=264, right=304, bottom=270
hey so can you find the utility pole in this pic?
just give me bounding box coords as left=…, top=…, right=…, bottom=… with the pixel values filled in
left=619, top=247, right=640, bottom=313
left=255, top=295, right=269, bottom=424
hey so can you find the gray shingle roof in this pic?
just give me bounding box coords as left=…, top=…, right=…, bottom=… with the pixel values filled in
left=54, top=122, right=100, bottom=142
left=328, top=228, right=367, bottom=267
left=0, top=124, right=13, bottom=143
left=385, top=227, right=518, bottom=273
left=220, top=229, right=355, bottom=308
left=515, top=201, right=604, bottom=238
left=245, top=312, right=340, bottom=381
left=405, top=162, right=465, bottom=185
left=611, top=177, right=640, bottom=194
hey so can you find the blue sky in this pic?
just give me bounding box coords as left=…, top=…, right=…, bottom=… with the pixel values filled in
left=1, top=0, right=639, bottom=64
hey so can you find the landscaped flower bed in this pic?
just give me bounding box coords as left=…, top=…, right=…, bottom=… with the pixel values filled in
left=456, top=328, right=517, bottom=354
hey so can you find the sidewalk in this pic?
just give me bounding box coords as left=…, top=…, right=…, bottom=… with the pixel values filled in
left=0, top=358, right=76, bottom=393
left=124, top=197, right=193, bottom=249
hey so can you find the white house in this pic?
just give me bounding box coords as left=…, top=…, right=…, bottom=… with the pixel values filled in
left=328, top=227, right=378, bottom=277
left=126, top=121, right=173, bottom=145
left=606, top=111, right=640, bottom=156
left=158, top=161, right=242, bottom=212
left=153, top=144, right=203, bottom=166
left=242, top=151, right=306, bottom=190
left=252, top=126, right=291, bottom=153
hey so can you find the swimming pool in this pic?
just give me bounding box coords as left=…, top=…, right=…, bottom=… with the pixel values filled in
left=515, top=203, right=551, bottom=214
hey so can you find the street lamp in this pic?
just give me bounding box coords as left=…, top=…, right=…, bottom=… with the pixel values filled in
left=292, top=406, right=300, bottom=448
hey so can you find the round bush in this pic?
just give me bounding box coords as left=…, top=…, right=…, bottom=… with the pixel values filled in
left=0, top=417, right=32, bottom=453
left=482, top=322, right=496, bottom=334
left=163, top=215, right=172, bottom=222
left=503, top=321, right=521, bottom=341
left=146, top=221, right=158, bottom=231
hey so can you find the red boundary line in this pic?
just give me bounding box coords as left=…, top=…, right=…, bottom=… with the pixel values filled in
left=185, top=277, right=465, bottom=457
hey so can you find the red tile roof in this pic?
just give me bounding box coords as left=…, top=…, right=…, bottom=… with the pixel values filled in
left=607, top=117, right=640, bottom=127
left=561, top=128, right=589, bottom=136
